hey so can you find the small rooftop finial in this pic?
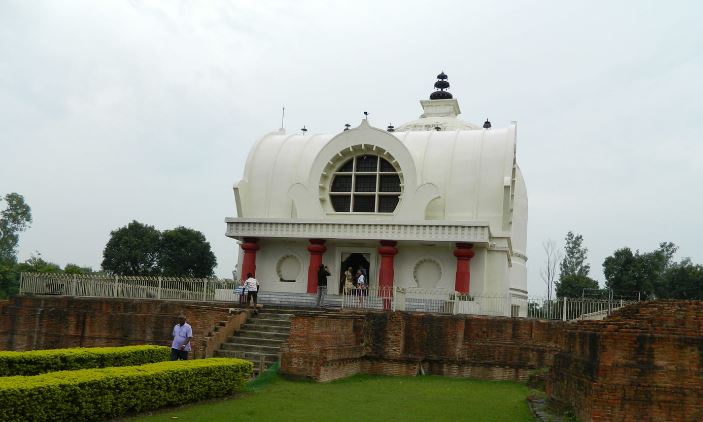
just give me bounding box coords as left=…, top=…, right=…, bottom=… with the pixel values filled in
left=363, top=111, right=369, bottom=119
left=301, top=125, right=308, bottom=134
left=430, top=71, right=453, bottom=100
left=387, top=123, right=395, bottom=132
left=344, top=123, right=351, bottom=131
left=434, top=126, right=441, bottom=131
left=483, top=119, right=491, bottom=129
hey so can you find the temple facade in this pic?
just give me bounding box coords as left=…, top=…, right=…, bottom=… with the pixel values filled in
left=225, top=73, right=528, bottom=315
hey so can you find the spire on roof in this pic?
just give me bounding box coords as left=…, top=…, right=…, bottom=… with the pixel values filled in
left=430, top=71, right=453, bottom=100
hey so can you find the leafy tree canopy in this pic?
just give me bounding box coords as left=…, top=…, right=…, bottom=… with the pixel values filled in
left=555, top=274, right=599, bottom=298
left=159, top=227, right=217, bottom=278
left=657, top=258, right=703, bottom=300
left=0, top=193, right=32, bottom=262
left=560, top=231, right=590, bottom=278
left=16, top=255, right=62, bottom=274
left=603, top=242, right=677, bottom=299
left=101, top=221, right=217, bottom=278
left=102, top=221, right=161, bottom=276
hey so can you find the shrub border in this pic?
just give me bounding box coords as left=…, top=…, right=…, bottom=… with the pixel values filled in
left=0, top=358, right=253, bottom=421
left=0, top=345, right=170, bottom=376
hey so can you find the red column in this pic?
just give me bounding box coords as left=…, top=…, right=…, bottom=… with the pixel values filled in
left=307, top=239, right=327, bottom=294
left=378, top=240, right=398, bottom=309
left=453, top=243, right=475, bottom=294
left=240, top=237, right=260, bottom=281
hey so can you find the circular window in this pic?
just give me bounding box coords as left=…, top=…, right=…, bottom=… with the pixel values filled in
left=413, top=259, right=442, bottom=288
left=276, top=255, right=301, bottom=282
left=329, top=154, right=401, bottom=213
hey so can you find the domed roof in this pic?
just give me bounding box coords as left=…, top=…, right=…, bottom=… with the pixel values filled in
left=235, top=119, right=522, bottom=235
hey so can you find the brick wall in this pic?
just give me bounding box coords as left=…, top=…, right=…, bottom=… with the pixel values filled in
left=280, top=311, right=565, bottom=382
left=5, top=296, right=703, bottom=421
left=0, top=296, right=236, bottom=358
left=547, top=301, right=703, bottom=422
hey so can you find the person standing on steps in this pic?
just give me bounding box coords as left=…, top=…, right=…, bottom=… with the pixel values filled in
left=356, top=269, right=367, bottom=306
left=244, top=273, right=259, bottom=315
left=317, top=264, right=330, bottom=307
left=170, top=314, right=192, bottom=360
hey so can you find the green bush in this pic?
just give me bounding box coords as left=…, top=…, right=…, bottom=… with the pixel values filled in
left=0, top=358, right=253, bottom=421
left=0, top=345, right=170, bottom=376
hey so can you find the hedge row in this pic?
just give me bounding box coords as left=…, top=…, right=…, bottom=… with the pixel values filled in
left=0, top=345, right=170, bottom=376
left=0, top=358, right=253, bottom=422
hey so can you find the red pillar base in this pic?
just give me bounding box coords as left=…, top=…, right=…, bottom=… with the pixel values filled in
left=240, top=238, right=260, bottom=282
left=378, top=240, right=398, bottom=310
left=307, top=239, right=327, bottom=294
left=453, top=243, right=475, bottom=294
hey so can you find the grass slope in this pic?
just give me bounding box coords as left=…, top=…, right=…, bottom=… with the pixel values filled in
left=131, top=371, right=533, bottom=422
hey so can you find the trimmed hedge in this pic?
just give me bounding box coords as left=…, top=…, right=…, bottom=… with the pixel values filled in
left=0, top=358, right=253, bottom=421
left=0, top=345, right=170, bottom=376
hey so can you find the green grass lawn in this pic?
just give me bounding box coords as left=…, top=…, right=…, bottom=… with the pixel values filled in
left=129, top=369, right=533, bottom=422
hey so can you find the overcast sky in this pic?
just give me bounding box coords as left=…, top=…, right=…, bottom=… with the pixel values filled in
left=1, top=1, right=702, bottom=296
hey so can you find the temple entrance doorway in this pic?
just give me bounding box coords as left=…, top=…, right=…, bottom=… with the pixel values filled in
left=339, top=253, right=370, bottom=294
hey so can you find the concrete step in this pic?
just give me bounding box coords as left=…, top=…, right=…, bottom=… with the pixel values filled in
left=215, top=349, right=279, bottom=363
left=246, top=318, right=291, bottom=328
left=225, top=336, right=286, bottom=347
left=251, top=312, right=294, bottom=321
left=240, top=323, right=291, bottom=334
left=235, top=330, right=289, bottom=341
left=220, top=342, right=281, bottom=354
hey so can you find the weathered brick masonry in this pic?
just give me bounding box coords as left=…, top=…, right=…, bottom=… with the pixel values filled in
left=547, top=301, right=703, bottom=422
left=280, top=311, right=565, bottom=382
left=3, top=297, right=702, bottom=421
left=0, top=296, right=238, bottom=358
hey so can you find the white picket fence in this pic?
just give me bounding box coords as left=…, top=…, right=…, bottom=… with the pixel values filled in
left=340, top=287, right=527, bottom=317
left=19, top=273, right=636, bottom=320
left=19, top=272, right=238, bottom=302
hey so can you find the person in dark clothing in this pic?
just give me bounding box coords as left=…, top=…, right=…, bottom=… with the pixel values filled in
left=316, top=264, right=330, bottom=307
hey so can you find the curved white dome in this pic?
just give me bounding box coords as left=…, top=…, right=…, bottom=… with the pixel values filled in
left=235, top=118, right=522, bottom=240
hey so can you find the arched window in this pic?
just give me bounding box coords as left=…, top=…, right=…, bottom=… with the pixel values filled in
left=329, top=155, right=401, bottom=213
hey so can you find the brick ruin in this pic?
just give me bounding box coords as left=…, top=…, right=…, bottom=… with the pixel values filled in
left=280, top=311, right=564, bottom=382
left=547, top=301, right=703, bottom=421
left=0, top=296, right=241, bottom=358
left=1, top=296, right=702, bottom=421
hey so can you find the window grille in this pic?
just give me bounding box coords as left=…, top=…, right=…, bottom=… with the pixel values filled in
left=329, top=155, right=401, bottom=213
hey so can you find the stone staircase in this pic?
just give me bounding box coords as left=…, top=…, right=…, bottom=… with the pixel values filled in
left=215, top=308, right=294, bottom=373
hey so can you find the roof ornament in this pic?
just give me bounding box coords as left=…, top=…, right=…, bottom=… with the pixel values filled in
left=434, top=126, right=441, bottom=131
left=344, top=123, right=351, bottom=131
left=301, top=125, right=308, bottom=134
left=387, top=124, right=395, bottom=132
left=429, top=71, right=453, bottom=100
left=483, top=119, right=491, bottom=129
left=363, top=111, right=369, bottom=119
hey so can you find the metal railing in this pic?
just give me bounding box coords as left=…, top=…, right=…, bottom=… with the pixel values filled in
left=19, top=273, right=637, bottom=320
left=527, top=297, right=639, bottom=321
left=19, top=272, right=238, bottom=302
left=340, top=287, right=522, bottom=317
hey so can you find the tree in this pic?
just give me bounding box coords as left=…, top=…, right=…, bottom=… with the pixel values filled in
left=0, top=193, right=32, bottom=297
left=0, top=193, right=32, bottom=262
left=102, top=221, right=161, bottom=276
left=657, top=258, right=703, bottom=300
left=63, top=264, right=94, bottom=275
left=159, top=227, right=216, bottom=278
left=540, top=240, right=562, bottom=301
left=555, top=274, right=599, bottom=298
left=560, top=231, right=590, bottom=278
left=603, top=242, right=677, bottom=299
left=16, top=254, right=62, bottom=274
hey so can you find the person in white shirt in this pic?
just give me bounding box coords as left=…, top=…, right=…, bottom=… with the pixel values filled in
left=244, top=273, right=259, bottom=314
left=356, top=269, right=367, bottom=305
left=170, top=314, right=193, bottom=360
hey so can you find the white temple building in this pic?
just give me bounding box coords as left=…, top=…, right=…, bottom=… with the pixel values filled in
left=226, top=73, right=528, bottom=315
